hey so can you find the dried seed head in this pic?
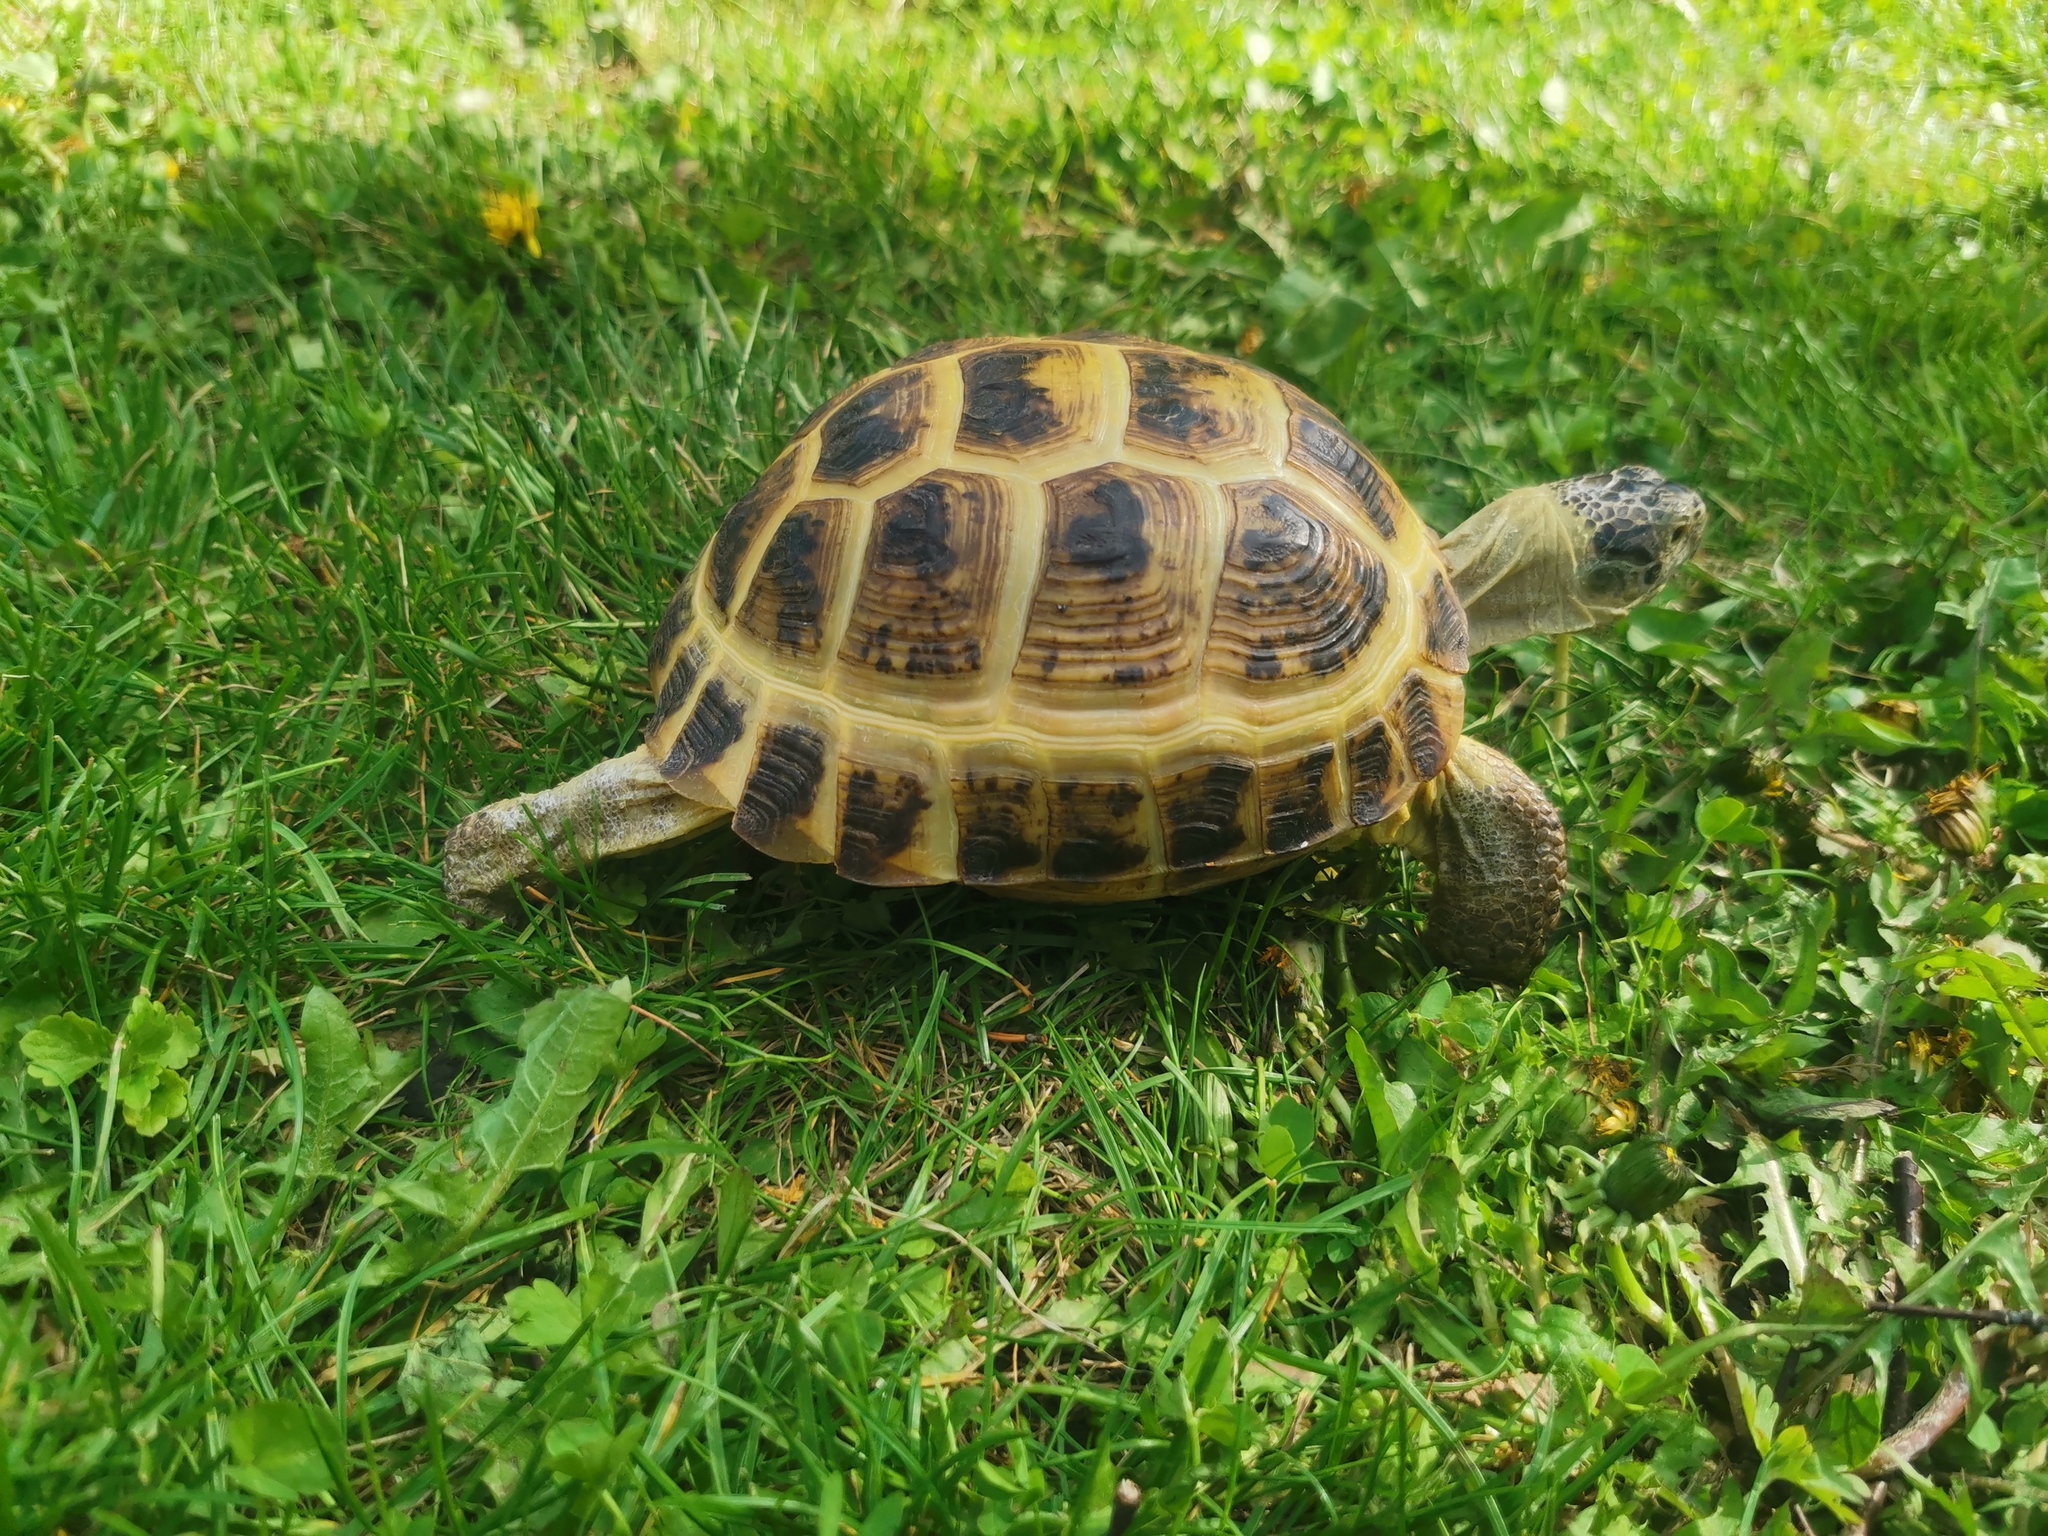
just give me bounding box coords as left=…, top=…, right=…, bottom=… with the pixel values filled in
left=1920, top=769, right=1997, bottom=854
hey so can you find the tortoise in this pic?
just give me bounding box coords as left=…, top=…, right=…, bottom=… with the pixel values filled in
left=444, top=334, right=1704, bottom=985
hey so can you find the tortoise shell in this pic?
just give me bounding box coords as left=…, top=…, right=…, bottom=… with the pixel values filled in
left=643, top=334, right=1469, bottom=900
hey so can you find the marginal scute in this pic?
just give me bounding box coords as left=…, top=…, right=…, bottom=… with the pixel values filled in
left=1208, top=481, right=1387, bottom=683
left=647, top=581, right=695, bottom=677
left=649, top=635, right=708, bottom=727
left=953, top=761, right=1047, bottom=885
left=1260, top=745, right=1339, bottom=854
left=661, top=676, right=750, bottom=780
left=1122, top=347, right=1270, bottom=459
left=1422, top=569, right=1470, bottom=674
left=812, top=365, right=934, bottom=487
left=732, top=721, right=831, bottom=861
left=1283, top=388, right=1404, bottom=542
left=1014, top=464, right=1203, bottom=690
left=706, top=442, right=807, bottom=617
left=1046, top=774, right=1154, bottom=881
left=1396, top=670, right=1450, bottom=780
left=734, top=499, right=852, bottom=663
left=839, top=470, right=1009, bottom=680
left=835, top=761, right=937, bottom=884
left=1156, top=758, right=1257, bottom=869
left=956, top=342, right=1100, bottom=460
left=1346, top=718, right=1403, bottom=827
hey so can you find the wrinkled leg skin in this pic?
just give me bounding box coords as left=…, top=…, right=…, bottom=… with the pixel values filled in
left=442, top=748, right=730, bottom=916
left=1414, top=737, right=1568, bottom=987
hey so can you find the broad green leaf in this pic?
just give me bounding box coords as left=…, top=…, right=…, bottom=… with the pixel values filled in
left=1761, top=628, right=1832, bottom=717
left=1256, top=1098, right=1317, bottom=1181
left=1181, top=1315, right=1234, bottom=1411
left=1779, top=892, right=1835, bottom=1015
left=639, top=1114, right=706, bottom=1254
left=1686, top=938, right=1775, bottom=1025
left=715, top=1163, right=757, bottom=1277
left=505, top=1278, right=582, bottom=1347
left=1346, top=1028, right=1399, bottom=1151
left=0, top=984, right=63, bottom=1036
left=1628, top=605, right=1714, bottom=657
left=1814, top=708, right=1918, bottom=754
left=121, top=1070, right=190, bottom=1136
left=111, top=992, right=201, bottom=1135
left=120, top=991, right=200, bottom=1079
left=1796, top=1265, right=1866, bottom=1325
left=19, top=1013, right=112, bottom=1087
left=1695, top=795, right=1769, bottom=845
left=1602, top=767, right=1650, bottom=836
left=463, top=983, right=630, bottom=1234
left=1730, top=1135, right=1807, bottom=1289
left=464, top=976, right=538, bottom=1041
left=643, top=254, right=690, bottom=305
left=226, top=1400, right=336, bottom=1498
left=298, top=986, right=374, bottom=1171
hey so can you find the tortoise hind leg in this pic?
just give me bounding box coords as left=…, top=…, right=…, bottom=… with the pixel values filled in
left=443, top=747, right=730, bottom=914
left=1375, top=737, right=1566, bottom=987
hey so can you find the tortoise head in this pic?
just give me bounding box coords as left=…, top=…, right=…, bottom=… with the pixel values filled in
left=1552, top=465, right=1707, bottom=618
left=1439, top=465, right=1708, bottom=650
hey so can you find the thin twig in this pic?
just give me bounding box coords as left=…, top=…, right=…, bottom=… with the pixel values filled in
left=1869, top=1301, right=2048, bottom=1330
left=1858, top=1368, right=1970, bottom=1476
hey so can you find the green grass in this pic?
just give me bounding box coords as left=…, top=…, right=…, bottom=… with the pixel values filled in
left=2, top=0, right=2047, bottom=1531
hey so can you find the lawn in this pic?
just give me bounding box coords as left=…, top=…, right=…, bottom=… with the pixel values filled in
left=2, top=0, right=2047, bottom=1531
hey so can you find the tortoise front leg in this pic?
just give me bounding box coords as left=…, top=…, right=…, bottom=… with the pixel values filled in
left=1375, top=737, right=1567, bottom=987
left=443, top=748, right=729, bottom=914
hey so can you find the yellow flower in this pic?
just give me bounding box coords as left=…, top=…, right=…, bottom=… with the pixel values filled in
left=482, top=190, right=541, bottom=257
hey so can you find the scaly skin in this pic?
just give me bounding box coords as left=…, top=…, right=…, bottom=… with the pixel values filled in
left=1386, top=738, right=1568, bottom=987
left=443, top=748, right=728, bottom=915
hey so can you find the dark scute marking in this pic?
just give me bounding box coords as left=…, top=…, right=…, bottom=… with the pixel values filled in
left=1212, top=483, right=1387, bottom=683
left=837, top=767, right=932, bottom=880
left=1347, top=719, right=1398, bottom=826
left=1237, top=497, right=1315, bottom=568
left=814, top=367, right=931, bottom=486
left=1049, top=832, right=1151, bottom=881
left=650, top=637, right=706, bottom=723
left=874, top=479, right=960, bottom=579
left=1047, top=777, right=1152, bottom=881
left=1019, top=464, right=1200, bottom=688
left=1061, top=475, right=1151, bottom=582
left=1290, top=407, right=1401, bottom=541
left=1161, top=760, right=1253, bottom=869
left=1397, top=673, right=1448, bottom=780
left=1125, top=348, right=1238, bottom=450
left=1423, top=570, right=1470, bottom=673
left=958, top=346, right=1068, bottom=453
left=955, top=771, right=1043, bottom=883
left=1263, top=746, right=1335, bottom=853
left=841, top=471, right=1005, bottom=680
left=647, top=581, right=695, bottom=672
left=732, top=724, right=828, bottom=846
left=707, top=448, right=803, bottom=616
left=736, top=502, right=838, bottom=656
left=661, top=679, right=748, bottom=778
